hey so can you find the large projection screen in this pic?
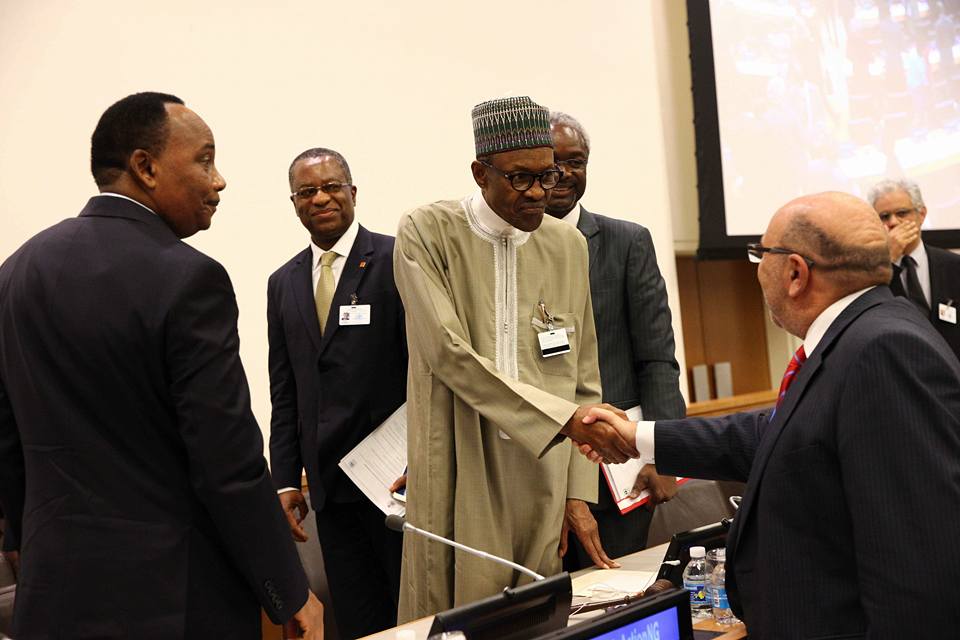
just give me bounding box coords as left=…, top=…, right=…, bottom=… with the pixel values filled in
left=689, top=0, right=960, bottom=258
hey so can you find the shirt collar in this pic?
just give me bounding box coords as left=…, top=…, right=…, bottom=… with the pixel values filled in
left=559, top=203, right=582, bottom=228
left=904, top=240, right=928, bottom=271
left=469, top=190, right=527, bottom=239
left=803, top=285, right=876, bottom=357
left=310, top=218, right=359, bottom=266
left=97, top=192, right=157, bottom=216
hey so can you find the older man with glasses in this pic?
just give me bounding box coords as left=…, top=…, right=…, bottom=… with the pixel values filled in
left=393, top=96, right=636, bottom=621
left=867, top=178, right=960, bottom=361
left=544, top=111, right=685, bottom=575
left=582, top=192, right=960, bottom=638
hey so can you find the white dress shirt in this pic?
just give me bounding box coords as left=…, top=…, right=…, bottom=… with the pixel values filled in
left=97, top=192, right=157, bottom=215
left=894, top=242, right=931, bottom=308
left=559, top=203, right=582, bottom=228
left=633, top=286, right=877, bottom=462
left=310, top=219, right=359, bottom=293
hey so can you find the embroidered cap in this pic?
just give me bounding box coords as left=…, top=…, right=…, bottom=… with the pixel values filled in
left=471, top=96, right=552, bottom=157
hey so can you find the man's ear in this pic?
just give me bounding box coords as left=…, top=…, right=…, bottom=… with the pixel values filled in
left=787, top=254, right=811, bottom=298
left=128, top=149, right=158, bottom=190
left=470, top=160, right=488, bottom=189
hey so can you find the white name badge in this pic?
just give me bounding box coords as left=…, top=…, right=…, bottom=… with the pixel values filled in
left=339, top=305, right=371, bottom=325
left=939, top=303, right=957, bottom=325
left=538, top=328, right=571, bottom=358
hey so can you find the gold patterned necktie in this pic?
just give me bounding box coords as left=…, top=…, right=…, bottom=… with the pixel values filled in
left=315, top=251, right=338, bottom=335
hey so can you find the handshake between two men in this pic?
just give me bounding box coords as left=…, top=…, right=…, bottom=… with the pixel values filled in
left=561, top=404, right=639, bottom=465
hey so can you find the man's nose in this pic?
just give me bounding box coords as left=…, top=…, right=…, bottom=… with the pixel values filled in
left=213, top=167, right=226, bottom=191
left=525, top=182, right=547, bottom=200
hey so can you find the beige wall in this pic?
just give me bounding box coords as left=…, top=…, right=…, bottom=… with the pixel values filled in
left=0, top=1, right=691, bottom=452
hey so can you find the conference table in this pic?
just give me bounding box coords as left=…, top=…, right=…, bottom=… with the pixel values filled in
left=360, top=542, right=747, bottom=639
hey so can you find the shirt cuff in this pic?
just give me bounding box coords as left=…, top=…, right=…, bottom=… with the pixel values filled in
left=635, top=420, right=656, bottom=465
left=277, top=487, right=299, bottom=494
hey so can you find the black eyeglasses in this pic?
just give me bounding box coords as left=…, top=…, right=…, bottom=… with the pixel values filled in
left=479, top=161, right=562, bottom=192
left=290, top=182, right=352, bottom=200
left=746, top=242, right=815, bottom=268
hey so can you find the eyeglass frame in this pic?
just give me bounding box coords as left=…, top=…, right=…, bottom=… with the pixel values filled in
left=556, top=158, right=588, bottom=172
left=746, top=242, right=815, bottom=268
left=290, top=182, right=354, bottom=201
left=477, top=160, right=562, bottom=192
left=876, top=207, right=918, bottom=224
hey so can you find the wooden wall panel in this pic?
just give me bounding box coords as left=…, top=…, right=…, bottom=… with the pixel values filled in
left=675, top=257, right=771, bottom=398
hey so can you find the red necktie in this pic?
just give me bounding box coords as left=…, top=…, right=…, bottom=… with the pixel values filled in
left=775, top=346, right=806, bottom=410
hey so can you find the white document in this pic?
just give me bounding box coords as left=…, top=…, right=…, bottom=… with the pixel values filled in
left=600, top=406, right=689, bottom=514
left=572, top=569, right=657, bottom=598
left=338, top=403, right=407, bottom=517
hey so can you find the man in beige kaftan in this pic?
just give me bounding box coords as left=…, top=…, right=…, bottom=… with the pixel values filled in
left=394, top=97, right=637, bottom=621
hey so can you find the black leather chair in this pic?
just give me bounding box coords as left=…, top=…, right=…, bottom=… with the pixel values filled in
left=645, top=479, right=744, bottom=548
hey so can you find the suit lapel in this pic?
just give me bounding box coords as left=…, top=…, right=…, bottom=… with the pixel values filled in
left=316, top=226, right=375, bottom=358
left=729, top=287, right=891, bottom=555
left=577, top=207, right=601, bottom=274
left=926, top=244, right=945, bottom=323
left=291, top=247, right=323, bottom=354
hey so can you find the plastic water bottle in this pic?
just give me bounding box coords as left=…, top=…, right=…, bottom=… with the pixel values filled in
left=712, top=548, right=736, bottom=625
left=683, top=545, right=711, bottom=618
left=704, top=547, right=720, bottom=609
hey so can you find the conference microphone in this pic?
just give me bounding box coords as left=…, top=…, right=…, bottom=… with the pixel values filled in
left=385, top=514, right=545, bottom=581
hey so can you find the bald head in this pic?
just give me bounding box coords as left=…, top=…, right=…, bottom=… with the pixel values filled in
left=774, top=192, right=892, bottom=292
left=758, top=192, right=893, bottom=338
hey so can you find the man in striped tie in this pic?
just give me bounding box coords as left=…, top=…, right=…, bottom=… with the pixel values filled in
left=580, top=192, right=960, bottom=638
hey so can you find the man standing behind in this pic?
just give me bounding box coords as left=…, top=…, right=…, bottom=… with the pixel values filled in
left=583, top=192, right=960, bottom=637
left=393, top=96, right=637, bottom=621
left=269, top=148, right=406, bottom=638
left=546, top=112, right=685, bottom=571
left=867, top=178, right=960, bottom=360
left=0, top=92, right=323, bottom=639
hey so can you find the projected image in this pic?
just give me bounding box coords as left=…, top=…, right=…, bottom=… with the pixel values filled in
left=711, top=0, right=960, bottom=235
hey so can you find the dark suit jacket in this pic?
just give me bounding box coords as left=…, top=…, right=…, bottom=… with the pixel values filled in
left=577, top=209, right=685, bottom=511
left=267, top=226, right=407, bottom=511
left=655, top=287, right=960, bottom=638
left=0, top=196, right=308, bottom=639
left=890, top=242, right=960, bottom=361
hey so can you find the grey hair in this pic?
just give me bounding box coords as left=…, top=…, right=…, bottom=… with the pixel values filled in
left=288, top=147, right=352, bottom=188
left=866, top=178, right=925, bottom=210
left=548, top=111, right=591, bottom=155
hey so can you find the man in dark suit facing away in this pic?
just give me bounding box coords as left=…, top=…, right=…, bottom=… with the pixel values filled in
left=867, top=177, right=960, bottom=361
left=545, top=111, right=685, bottom=570
left=584, top=192, right=960, bottom=638
left=0, top=92, right=324, bottom=639
left=269, top=147, right=407, bottom=638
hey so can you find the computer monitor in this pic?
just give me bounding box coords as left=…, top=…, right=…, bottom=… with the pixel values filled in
left=531, top=588, right=694, bottom=640
left=427, top=572, right=572, bottom=640
left=656, top=520, right=731, bottom=587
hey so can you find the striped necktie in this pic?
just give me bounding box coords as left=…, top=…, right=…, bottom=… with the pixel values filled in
left=774, top=346, right=806, bottom=413
left=315, top=251, right=338, bottom=335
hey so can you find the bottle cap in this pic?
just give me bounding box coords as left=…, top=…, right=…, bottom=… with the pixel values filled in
left=689, top=545, right=706, bottom=558
left=715, top=547, right=726, bottom=561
